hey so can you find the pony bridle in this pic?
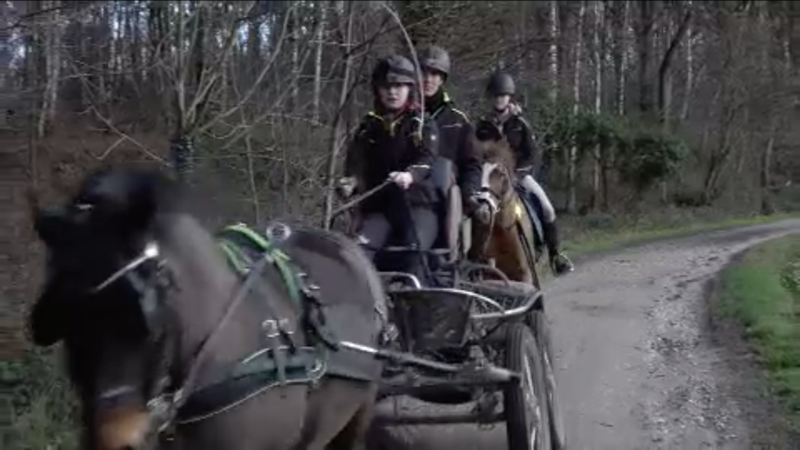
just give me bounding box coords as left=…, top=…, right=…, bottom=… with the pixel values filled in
left=89, top=239, right=184, bottom=440
left=477, top=161, right=510, bottom=217
left=91, top=231, right=285, bottom=443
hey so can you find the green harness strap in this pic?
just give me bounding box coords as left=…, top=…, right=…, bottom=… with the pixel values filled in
left=216, top=223, right=302, bottom=305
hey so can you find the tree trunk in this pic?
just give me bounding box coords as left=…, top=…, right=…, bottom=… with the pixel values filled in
left=323, top=1, right=355, bottom=228
left=312, top=1, right=328, bottom=122
left=760, top=132, right=775, bottom=215
left=567, top=1, right=586, bottom=215
left=680, top=0, right=694, bottom=121
left=591, top=0, right=604, bottom=211
left=291, top=3, right=300, bottom=112
left=615, top=0, right=629, bottom=116
left=658, top=8, right=693, bottom=126
left=548, top=0, right=559, bottom=104
left=637, top=0, right=654, bottom=115
left=36, top=0, right=61, bottom=138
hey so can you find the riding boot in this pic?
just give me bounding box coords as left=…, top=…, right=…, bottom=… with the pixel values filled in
left=542, top=220, right=574, bottom=276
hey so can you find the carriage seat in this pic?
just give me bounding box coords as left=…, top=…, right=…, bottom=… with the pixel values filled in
left=429, top=157, right=472, bottom=264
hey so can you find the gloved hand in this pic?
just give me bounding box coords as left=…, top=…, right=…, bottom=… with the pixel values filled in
left=467, top=195, right=493, bottom=225
left=335, top=177, right=357, bottom=198
left=388, top=171, right=413, bottom=190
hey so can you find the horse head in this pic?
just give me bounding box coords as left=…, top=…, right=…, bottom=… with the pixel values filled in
left=30, top=167, right=184, bottom=450
left=473, top=135, right=522, bottom=228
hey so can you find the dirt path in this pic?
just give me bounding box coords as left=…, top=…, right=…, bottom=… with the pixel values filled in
left=372, top=219, right=800, bottom=450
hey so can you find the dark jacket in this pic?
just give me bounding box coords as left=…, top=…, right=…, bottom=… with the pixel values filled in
left=344, top=109, right=439, bottom=213
left=476, top=111, right=537, bottom=172
left=424, top=90, right=482, bottom=199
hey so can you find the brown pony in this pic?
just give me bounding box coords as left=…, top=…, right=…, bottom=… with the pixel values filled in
left=468, top=137, right=541, bottom=287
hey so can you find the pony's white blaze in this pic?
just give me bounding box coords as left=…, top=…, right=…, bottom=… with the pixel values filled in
left=480, top=162, right=499, bottom=190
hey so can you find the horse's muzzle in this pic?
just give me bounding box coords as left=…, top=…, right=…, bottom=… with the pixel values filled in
left=96, top=405, right=152, bottom=450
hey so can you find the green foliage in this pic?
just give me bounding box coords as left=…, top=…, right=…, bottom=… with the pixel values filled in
left=615, top=125, right=689, bottom=190
left=2, top=350, right=78, bottom=450
left=535, top=100, right=688, bottom=191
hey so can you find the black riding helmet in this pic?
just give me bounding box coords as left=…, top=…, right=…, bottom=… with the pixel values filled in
left=418, top=45, right=451, bottom=78
left=486, top=71, right=515, bottom=96
left=372, top=54, right=417, bottom=87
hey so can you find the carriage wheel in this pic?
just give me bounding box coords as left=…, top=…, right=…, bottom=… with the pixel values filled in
left=514, top=221, right=540, bottom=289
left=529, top=309, right=566, bottom=450
left=504, top=323, right=551, bottom=450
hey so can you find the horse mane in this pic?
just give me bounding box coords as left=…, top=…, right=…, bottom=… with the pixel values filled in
left=473, top=135, right=517, bottom=172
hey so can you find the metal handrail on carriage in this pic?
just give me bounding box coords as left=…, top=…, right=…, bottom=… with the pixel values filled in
left=324, top=164, right=557, bottom=449
left=328, top=174, right=542, bottom=349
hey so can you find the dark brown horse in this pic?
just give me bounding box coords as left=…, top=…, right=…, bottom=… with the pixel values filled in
left=28, top=167, right=386, bottom=450
left=468, top=137, right=541, bottom=287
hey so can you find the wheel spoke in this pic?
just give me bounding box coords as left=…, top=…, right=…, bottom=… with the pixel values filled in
left=522, top=351, right=541, bottom=449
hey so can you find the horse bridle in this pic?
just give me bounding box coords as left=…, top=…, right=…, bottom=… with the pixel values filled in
left=87, top=229, right=275, bottom=444
left=87, top=238, right=183, bottom=441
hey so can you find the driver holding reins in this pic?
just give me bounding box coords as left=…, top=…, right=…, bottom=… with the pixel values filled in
left=476, top=71, right=574, bottom=276
left=337, top=54, right=441, bottom=280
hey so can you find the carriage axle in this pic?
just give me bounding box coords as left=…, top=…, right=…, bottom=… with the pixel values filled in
left=373, top=409, right=505, bottom=426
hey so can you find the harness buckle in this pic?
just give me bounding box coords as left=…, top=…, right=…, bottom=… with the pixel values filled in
left=262, top=319, right=280, bottom=338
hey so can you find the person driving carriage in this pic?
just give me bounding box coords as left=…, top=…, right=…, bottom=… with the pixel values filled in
left=475, top=71, right=574, bottom=276
left=336, top=54, right=441, bottom=281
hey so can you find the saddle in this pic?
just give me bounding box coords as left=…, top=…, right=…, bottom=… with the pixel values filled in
left=513, top=184, right=545, bottom=254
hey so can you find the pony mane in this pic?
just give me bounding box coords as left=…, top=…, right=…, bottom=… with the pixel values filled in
left=473, top=135, right=517, bottom=171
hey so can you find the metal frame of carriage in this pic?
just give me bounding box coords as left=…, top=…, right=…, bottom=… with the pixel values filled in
left=331, top=157, right=565, bottom=450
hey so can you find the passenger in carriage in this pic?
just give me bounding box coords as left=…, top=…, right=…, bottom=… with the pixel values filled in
left=475, top=71, right=575, bottom=276
left=417, top=45, right=488, bottom=224
left=336, top=54, right=442, bottom=280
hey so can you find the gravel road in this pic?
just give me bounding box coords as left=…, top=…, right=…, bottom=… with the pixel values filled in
left=370, top=219, right=800, bottom=450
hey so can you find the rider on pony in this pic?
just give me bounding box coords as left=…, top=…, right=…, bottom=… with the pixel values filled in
left=337, top=54, right=441, bottom=281
left=475, top=71, right=574, bottom=276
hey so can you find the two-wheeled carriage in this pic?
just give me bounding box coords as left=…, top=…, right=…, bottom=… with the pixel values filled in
left=330, top=158, right=565, bottom=449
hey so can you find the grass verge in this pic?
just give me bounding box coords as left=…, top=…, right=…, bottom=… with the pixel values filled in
left=717, top=234, right=800, bottom=433
left=561, top=210, right=798, bottom=256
